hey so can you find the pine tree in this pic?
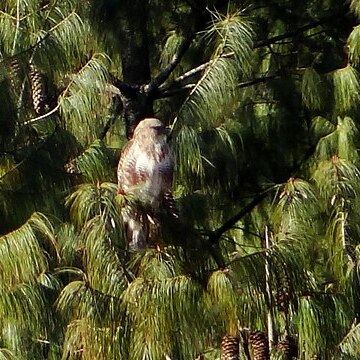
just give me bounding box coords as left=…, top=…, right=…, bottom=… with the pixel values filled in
left=1, top=0, right=360, bottom=359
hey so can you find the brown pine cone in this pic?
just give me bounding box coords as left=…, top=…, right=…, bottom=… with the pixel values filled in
left=220, top=335, right=239, bottom=360
left=8, top=57, right=23, bottom=96
left=249, top=331, right=269, bottom=360
left=276, top=272, right=293, bottom=312
left=29, top=64, right=47, bottom=115
left=277, top=335, right=297, bottom=359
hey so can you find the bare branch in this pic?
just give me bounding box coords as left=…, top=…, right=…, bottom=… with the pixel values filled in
left=158, top=52, right=234, bottom=95
left=155, top=83, right=195, bottom=98
left=157, top=72, right=280, bottom=99
left=144, top=33, right=196, bottom=95
left=208, top=190, right=270, bottom=244
left=99, top=96, right=123, bottom=140
left=237, top=73, right=280, bottom=88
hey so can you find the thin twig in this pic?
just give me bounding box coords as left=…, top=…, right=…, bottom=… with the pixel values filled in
left=155, top=83, right=195, bottom=98
left=264, top=226, right=274, bottom=350
left=23, top=103, right=60, bottom=125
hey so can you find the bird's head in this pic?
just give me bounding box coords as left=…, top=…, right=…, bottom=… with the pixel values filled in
left=133, top=118, right=167, bottom=139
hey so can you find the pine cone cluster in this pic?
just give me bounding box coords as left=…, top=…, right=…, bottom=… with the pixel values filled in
left=249, top=331, right=269, bottom=360
left=29, top=64, right=47, bottom=115
left=220, top=335, right=239, bottom=360
left=276, top=335, right=297, bottom=359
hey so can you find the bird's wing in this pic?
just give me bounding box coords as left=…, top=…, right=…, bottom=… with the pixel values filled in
left=117, top=140, right=151, bottom=194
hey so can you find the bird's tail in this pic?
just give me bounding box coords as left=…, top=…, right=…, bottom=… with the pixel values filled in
left=121, top=207, right=149, bottom=250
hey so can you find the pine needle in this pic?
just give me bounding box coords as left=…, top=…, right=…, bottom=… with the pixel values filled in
left=332, top=65, right=360, bottom=113
left=348, top=25, right=360, bottom=66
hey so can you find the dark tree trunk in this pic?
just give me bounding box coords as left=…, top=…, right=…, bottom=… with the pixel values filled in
left=118, top=0, right=154, bottom=138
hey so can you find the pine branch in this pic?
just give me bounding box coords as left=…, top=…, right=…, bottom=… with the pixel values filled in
left=1, top=10, right=78, bottom=65
left=0, top=127, right=58, bottom=182
left=208, top=136, right=318, bottom=247
left=159, top=9, right=347, bottom=95
left=157, top=72, right=280, bottom=98
left=208, top=190, right=270, bottom=244
left=0, top=34, right=50, bottom=65
left=99, top=96, right=123, bottom=140
left=254, top=8, right=347, bottom=49
left=144, top=33, right=196, bottom=95
left=157, top=52, right=234, bottom=95
left=24, top=53, right=109, bottom=127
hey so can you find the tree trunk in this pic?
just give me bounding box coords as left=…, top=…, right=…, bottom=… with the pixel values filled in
left=118, top=0, right=154, bottom=138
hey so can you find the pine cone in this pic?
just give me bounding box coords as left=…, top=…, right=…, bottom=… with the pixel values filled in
left=276, top=285, right=290, bottom=312
left=277, top=335, right=297, bottom=359
left=276, top=273, right=292, bottom=312
left=29, top=64, right=47, bottom=115
left=249, top=331, right=269, bottom=360
left=64, top=159, right=81, bottom=175
left=8, top=57, right=23, bottom=94
left=221, top=335, right=239, bottom=360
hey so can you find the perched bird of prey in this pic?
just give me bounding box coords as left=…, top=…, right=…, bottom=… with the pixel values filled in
left=117, top=118, right=176, bottom=249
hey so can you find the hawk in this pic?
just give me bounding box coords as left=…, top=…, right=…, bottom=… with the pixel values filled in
left=117, top=118, right=176, bottom=249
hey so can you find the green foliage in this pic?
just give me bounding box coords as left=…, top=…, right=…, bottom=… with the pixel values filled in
left=65, top=182, right=119, bottom=229
left=177, top=12, right=253, bottom=128
left=70, top=140, right=115, bottom=182
left=59, top=53, right=111, bottom=144
left=302, top=68, right=326, bottom=110
left=0, top=213, right=57, bottom=359
left=348, top=25, right=360, bottom=66
left=333, top=65, right=360, bottom=114
left=2, top=0, right=360, bottom=358
left=350, top=0, right=360, bottom=20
